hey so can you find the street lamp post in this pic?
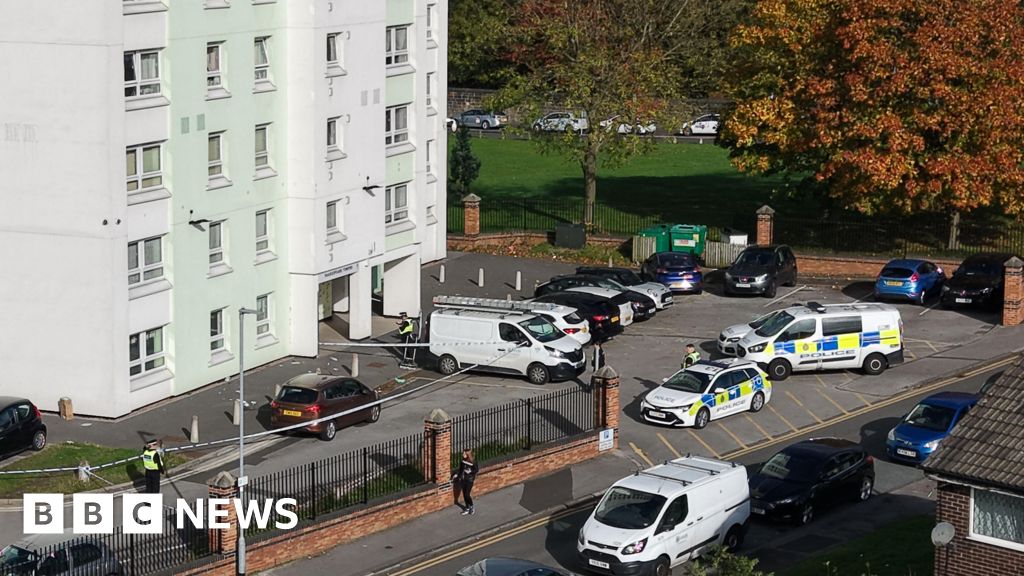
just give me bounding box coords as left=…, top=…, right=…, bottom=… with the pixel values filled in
left=237, top=307, right=257, bottom=576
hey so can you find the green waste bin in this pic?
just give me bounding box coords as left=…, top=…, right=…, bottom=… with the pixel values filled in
left=638, top=224, right=673, bottom=253
left=669, top=224, right=707, bottom=256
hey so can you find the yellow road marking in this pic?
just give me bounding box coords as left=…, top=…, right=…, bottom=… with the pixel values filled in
left=715, top=422, right=748, bottom=449
left=686, top=429, right=721, bottom=458
left=657, top=433, right=682, bottom=459
left=767, top=403, right=799, bottom=432
left=744, top=415, right=772, bottom=440
left=924, top=340, right=939, bottom=353
left=813, top=374, right=828, bottom=387
left=905, top=346, right=918, bottom=360
left=814, top=387, right=849, bottom=415
left=783, top=390, right=823, bottom=423
left=629, top=442, right=653, bottom=467
left=853, top=392, right=873, bottom=406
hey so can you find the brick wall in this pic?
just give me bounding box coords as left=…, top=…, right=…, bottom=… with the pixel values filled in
left=795, top=254, right=962, bottom=280
left=934, top=482, right=1024, bottom=576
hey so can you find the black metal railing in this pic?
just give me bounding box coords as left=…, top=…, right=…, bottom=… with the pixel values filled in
left=451, top=385, right=595, bottom=467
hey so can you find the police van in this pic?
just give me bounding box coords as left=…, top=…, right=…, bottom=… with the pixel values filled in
left=734, top=302, right=904, bottom=381
left=577, top=455, right=749, bottom=576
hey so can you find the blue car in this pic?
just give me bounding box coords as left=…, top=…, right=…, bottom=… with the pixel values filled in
left=874, top=258, right=946, bottom=305
left=640, top=251, right=703, bottom=293
left=886, top=392, right=977, bottom=464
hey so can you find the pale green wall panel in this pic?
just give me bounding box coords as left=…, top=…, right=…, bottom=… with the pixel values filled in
left=386, top=150, right=415, bottom=185
left=385, top=73, right=414, bottom=107
left=385, top=229, right=415, bottom=251
left=387, top=0, right=414, bottom=25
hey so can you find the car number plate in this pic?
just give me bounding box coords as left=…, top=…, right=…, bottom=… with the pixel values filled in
left=646, top=410, right=666, bottom=419
left=751, top=506, right=766, bottom=515
left=283, top=410, right=301, bottom=417
left=736, top=283, right=751, bottom=288
left=955, top=298, right=971, bottom=304
left=611, top=316, right=619, bottom=322
left=885, top=281, right=903, bottom=286
left=588, top=559, right=611, bottom=569
left=896, top=448, right=916, bottom=457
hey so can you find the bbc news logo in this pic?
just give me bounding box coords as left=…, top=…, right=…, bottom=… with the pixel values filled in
left=23, top=494, right=298, bottom=535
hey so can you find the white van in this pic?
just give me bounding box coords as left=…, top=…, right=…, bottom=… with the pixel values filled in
left=433, top=296, right=592, bottom=345
left=578, top=456, right=749, bottom=575
left=428, top=308, right=585, bottom=384
left=735, top=302, right=904, bottom=381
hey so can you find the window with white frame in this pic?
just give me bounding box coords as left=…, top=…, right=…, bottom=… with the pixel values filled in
left=256, top=293, right=272, bottom=336
left=209, top=221, right=226, bottom=265
left=207, top=42, right=224, bottom=88
left=208, top=132, right=225, bottom=178
left=426, top=72, right=435, bottom=108
left=327, top=32, right=341, bottom=65
left=385, top=106, right=409, bottom=145
left=385, top=183, right=409, bottom=224
left=426, top=139, right=436, bottom=175
left=255, top=209, right=271, bottom=252
left=128, top=237, right=163, bottom=285
left=327, top=117, right=340, bottom=150
left=129, top=327, right=165, bottom=377
left=254, top=36, right=270, bottom=81
left=210, top=309, right=226, bottom=351
left=427, top=4, right=437, bottom=41
left=972, top=488, right=1024, bottom=550
left=385, top=26, right=409, bottom=65
left=255, top=124, right=270, bottom=168
left=124, top=50, right=161, bottom=98
left=126, top=144, right=162, bottom=192
left=326, top=200, right=339, bottom=231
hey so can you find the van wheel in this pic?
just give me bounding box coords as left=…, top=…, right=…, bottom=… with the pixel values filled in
left=749, top=391, right=765, bottom=413
left=438, top=354, right=459, bottom=376
left=694, top=407, right=711, bottom=429
left=863, top=353, right=887, bottom=376
left=31, top=430, right=46, bottom=451
left=320, top=421, right=336, bottom=441
left=724, top=524, right=745, bottom=552
left=768, top=359, right=791, bottom=381
left=652, top=556, right=671, bottom=576
left=527, top=363, right=550, bottom=385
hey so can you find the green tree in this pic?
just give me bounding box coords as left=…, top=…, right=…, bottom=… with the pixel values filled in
left=685, top=546, right=772, bottom=576
left=448, top=126, right=481, bottom=197
left=448, top=0, right=518, bottom=88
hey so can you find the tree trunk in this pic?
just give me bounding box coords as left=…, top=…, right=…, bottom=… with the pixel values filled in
left=582, top=143, right=598, bottom=231
left=947, top=211, right=960, bottom=250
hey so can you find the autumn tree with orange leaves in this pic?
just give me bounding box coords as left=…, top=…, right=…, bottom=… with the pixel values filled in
left=723, top=0, right=1024, bottom=216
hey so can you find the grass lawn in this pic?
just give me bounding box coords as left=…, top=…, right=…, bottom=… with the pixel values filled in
left=0, top=442, right=187, bottom=498
left=778, top=515, right=935, bottom=576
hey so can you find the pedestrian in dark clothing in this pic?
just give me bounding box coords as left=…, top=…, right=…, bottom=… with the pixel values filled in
left=142, top=439, right=165, bottom=494
left=591, top=341, right=606, bottom=372
left=452, top=449, right=478, bottom=515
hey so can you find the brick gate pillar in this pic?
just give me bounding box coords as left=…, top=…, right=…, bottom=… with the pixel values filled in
left=1002, top=257, right=1024, bottom=326
left=463, top=193, right=481, bottom=237
left=755, top=205, right=775, bottom=246
left=206, top=471, right=240, bottom=555
left=591, top=366, right=620, bottom=448
left=423, top=408, right=453, bottom=495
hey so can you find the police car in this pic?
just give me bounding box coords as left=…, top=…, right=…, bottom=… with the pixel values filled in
left=640, top=359, right=772, bottom=429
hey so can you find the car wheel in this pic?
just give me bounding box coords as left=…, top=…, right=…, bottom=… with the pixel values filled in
left=917, top=290, right=927, bottom=306
left=798, top=503, right=814, bottom=525
left=787, top=269, right=798, bottom=287
left=763, top=280, right=777, bottom=299
left=768, top=359, right=791, bottom=381
left=31, top=430, right=46, bottom=451
left=652, top=556, right=671, bottom=576
left=694, top=407, right=711, bottom=429
left=863, top=353, right=887, bottom=376
left=683, top=127, right=692, bottom=136
left=481, top=121, right=490, bottom=130
left=749, top=391, right=765, bottom=413
left=857, top=476, right=874, bottom=502
left=527, top=363, right=550, bottom=385
left=368, top=405, right=381, bottom=423
left=320, top=421, right=336, bottom=441
left=438, top=354, right=459, bottom=376
left=724, top=525, right=745, bottom=552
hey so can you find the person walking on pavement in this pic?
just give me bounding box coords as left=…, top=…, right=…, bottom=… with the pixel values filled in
left=682, top=343, right=701, bottom=368
left=591, top=340, right=607, bottom=372
left=452, top=449, right=478, bottom=515
left=142, top=439, right=165, bottom=494
left=397, top=313, right=415, bottom=363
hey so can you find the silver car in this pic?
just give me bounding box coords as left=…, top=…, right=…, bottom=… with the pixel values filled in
left=532, top=112, right=589, bottom=133
left=457, top=109, right=507, bottom=130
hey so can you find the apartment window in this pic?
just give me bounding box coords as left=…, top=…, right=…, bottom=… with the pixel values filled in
left=972, top=488, right=1024, bottom=550
left=124, top=50, right=161, bottom=97
left=126, top=144, right=162, bottom=192
left=426, top=4, right=437, bottom=41
left=385, top=26, right=409, bottom=65
left=129, top=327, right=165, bottom=377
left=385, top=183, right=409, bottom=224
left=254, top=37, right=270, bottom=81
left=128, top=237, right=163, bottom=285
left=209, top=221, right=225, bottom=264
left=256, top=294, right=272, bottom=336
left=426, top=72, right=435, bottom=108
left=255, top=124, right=270, bottom=168
left=208, top=132, right=225, bottom=179
left=327, top=33, right=340, bottom=64
left=327, top=117, right=338, bottom=149
left=385, top=106, right=409, bottom=145
left=255, top=209, right=270, bottom=252
left=207, top=43, right=223, bottom=87
left=326, top=201, right=338, bottom=230
left=210, top=309, right=225, bottom=351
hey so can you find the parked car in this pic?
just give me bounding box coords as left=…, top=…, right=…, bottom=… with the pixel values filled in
left=532, top=112, right=589, bottom=133
left=873, top=259, right=946, bottom=305
left=457, top=557, right=572, bottom=576
left=679, top=113, right=720, bottom=136
left=941, top=252, right=1018, bottom=309
left=532, top=292, right=624, bottom=341
left=717, top=306, right=802, bottom=356
left=640, top=251, right=704, bottom=293
left=0, top=397, right=46, bottom=461
left=575, top=266, right=674, bottom=309
left=598, top=115, right=657, bottom=135
left=886, top=392, right=977, bottom=464
left=640, top=359, right=771, bottom=428
left=536, top=274, right=659, bottom=311
left=723, top=245, right=798, bottom=298
left=748, top=438, right=875, bottom=525
left=270, top=375, right=380, bottom=441
left=1, top=541, right=122, bottom=576
left=458, top=109, right=507, bottom=130
left=564, top=287, right=635, bottom=327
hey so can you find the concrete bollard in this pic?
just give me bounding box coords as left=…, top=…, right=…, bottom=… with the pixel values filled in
left=190, top=415, right=200, bottom=443
left=59, top=397, right=74, bottom=421
left=233, top=399, right=242, bottom=426
left=515, top=271, right=522, bottom=291
left=439, top=264, right=446, bottom=284
left=478, top=267, right=485, bottom=287
left=507, top=294, right=512, bottom=301
left=608, top=256, right=613, bottom=268
left=274, top=383, right=282, bottom=398
left=352, top=352, right=360, bottom=377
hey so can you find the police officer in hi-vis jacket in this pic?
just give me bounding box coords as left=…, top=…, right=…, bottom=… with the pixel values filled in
left=142, top=439, right=165, bottom=494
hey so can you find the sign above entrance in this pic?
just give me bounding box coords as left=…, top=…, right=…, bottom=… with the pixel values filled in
left=318, top=262, right=358, bottom=283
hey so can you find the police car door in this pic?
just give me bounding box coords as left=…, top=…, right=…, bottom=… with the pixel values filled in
left=775, top=318, right=821, bottom=372
left=710, top=370, right=748, bottom=418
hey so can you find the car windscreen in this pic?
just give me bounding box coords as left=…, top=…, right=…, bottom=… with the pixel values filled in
left=749, top=310, right=781, bottom=329
left=734, top=251, right=773, bottom=267
left=758, top=451, right=821, bottom=481
left=592, top=277, right=625, bottom=290
left=593, top=486, right=666, bottom=530
left=958, top=259, right=999, bottom=277
left=611, top=271, right=643, bottom=285
left=880, top=267, right=913, bottom=279
left=662, top=370, right=712, bottom=394
left=518, top=316, right=563, bottom=343
left=902, top=403, right=956, bottom=432
left=0, top=545, right=35, bottom=568
left=658, top=253, right=696, bottom=267
left=755, top=312, right=796, bottom=337
left=278, top=386, right=318, bottom=405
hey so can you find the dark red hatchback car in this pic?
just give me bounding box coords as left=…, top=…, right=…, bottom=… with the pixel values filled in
left=0, top=397, right=47, bottom=460
left=270, top=375, right=380, bottom=441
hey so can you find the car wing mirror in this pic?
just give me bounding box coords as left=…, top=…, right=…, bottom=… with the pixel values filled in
left=662, top=377, right=669, bottom=383
left=714, top=388, right=727, bottom=394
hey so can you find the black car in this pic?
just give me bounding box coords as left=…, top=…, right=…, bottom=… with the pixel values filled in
left=724, top=245, right=798, bottom=298
left=575, top=266, right=674, bottom=308
left=0, top=397, right=47, bottom=460
left=532, top=292, right=623, bottom=340
left=457, top=557, right=570, bottom=576
left=941, top=252, right=1018, bottom=309
left=748, top=437, right=874, bottom=525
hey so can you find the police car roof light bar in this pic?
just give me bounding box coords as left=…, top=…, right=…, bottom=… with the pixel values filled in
left=666, top=460, right=720, bottom=475
left=806, top=301, right=827, bottom=313
left=433, top=295, right=564, bottom=313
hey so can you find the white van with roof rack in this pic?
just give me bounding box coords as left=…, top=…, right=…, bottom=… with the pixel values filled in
left=577, top=455, right=749, bottom=576
left=734, top=302, right=904, bottom=381
left=433, top=296, right=591, bottom=345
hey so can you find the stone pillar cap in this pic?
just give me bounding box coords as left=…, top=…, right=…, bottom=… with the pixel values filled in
left=425, top=408, right=452, bottom=424
left=462, top=193, right=481, bottom=203
left=595, top=365, right=619, bottom=379
left=207, top=470, right=237, bottom=488
left=1005, top=256, right=1024, bottom=268
left=756, top=205, right=775, bottom=215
